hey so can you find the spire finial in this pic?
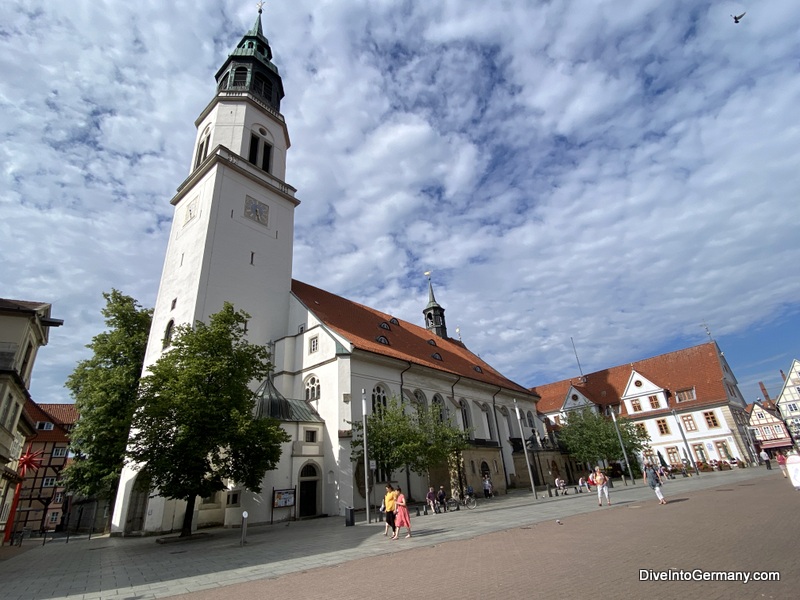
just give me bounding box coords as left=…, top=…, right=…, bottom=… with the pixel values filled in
left=256, top=1, right=264, bottom=14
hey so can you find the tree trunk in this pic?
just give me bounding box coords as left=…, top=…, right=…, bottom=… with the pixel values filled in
left=180, top=494, right=196, bottom=537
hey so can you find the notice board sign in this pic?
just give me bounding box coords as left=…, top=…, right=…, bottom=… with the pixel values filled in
left=273, top=488, right=296, bottom=508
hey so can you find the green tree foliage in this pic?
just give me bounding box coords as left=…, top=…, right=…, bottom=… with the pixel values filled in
left=351, top=397, right=469, bottom=480
left=126, top=303, right=289, bottom=536
left=64, top=290, right=152, bottom=509
left=557, top=407, right=649, bottom=468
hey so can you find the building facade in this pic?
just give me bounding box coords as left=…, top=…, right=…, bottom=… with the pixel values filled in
left=111, top=10, right=540, bottom=536
left=773, top=359, right=800, bottom=447
left=0, top=299, right=63, bottom=537
left=747, top=400, right=794, bottom=457
left=533, top=342, right=753, bottom=472
left=7, top=402, right=77, bottom=537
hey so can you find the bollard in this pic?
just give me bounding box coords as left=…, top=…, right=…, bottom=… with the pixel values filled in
left=345, top=506, right=355, bottom=527
left=415, top=507, right=420, bottom=517
left=423, top=504, right=428, bottom=515
left=240, top=511, right=248, bottom=546
left=547, top=484, right=552, bottom=498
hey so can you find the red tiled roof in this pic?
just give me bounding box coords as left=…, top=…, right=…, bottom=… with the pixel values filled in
left=23, top=401, right=77, bottom=443
left=531, top=342, right=730, bottom=416
left=39, top=403, right=78, bottom=425
left=291, top=280, right=534, bottom=396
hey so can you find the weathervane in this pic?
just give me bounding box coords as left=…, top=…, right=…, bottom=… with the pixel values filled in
left=256, top=1, right=264, bottom=14
left=424, top=270, right=431, bottom=281
left=702, top=321, right=714, bottom=340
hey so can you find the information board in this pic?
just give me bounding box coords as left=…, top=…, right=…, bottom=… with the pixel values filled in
left=273, top=488, right=296, bottom=508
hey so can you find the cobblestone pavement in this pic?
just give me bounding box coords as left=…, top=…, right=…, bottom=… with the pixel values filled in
left=0, top=467, right=795, bottom=600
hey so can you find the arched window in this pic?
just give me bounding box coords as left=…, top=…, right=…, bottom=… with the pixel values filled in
left=247, top=128, right=272, bottom=172
left=233, top=67, right=248, bottom=87
left=218, top=72, right=229, bottom=91
left=431, top=394, right=445, bottom=423
left=482, top=404, right=495, bottom=440
left=305, top=376, right=320, bottom=401
left=460, top=399, right=472, bottom=435
left=372, top=384, right=387, bottom=415
left=300, top=463, right=318, bottom=478
left=162, top=320, right=175, bottom=349
left=527, top=411, right=536, bottom=429
left=412, top=390, right=427, bottom=411
left=194, top=126, right=211, bottom=169
left=253, top=73, right=273, bottom=102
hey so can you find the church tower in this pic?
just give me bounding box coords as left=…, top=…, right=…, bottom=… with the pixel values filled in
left=112, top=7, right=298, bottom=535
left=140, top=5, right=298, bottom=374
left=423, top=277, right=448, bottom=338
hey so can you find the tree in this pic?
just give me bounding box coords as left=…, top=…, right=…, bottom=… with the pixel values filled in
left=64, top=290, right=152, bottom=515
left=126, top=303, right=290, bottom=536
left=557, top=407, right=649, bottom=470
left=351, top=397, right=469, bottom=485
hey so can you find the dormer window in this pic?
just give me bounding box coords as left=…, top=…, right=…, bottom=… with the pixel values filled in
left=379, top=322, right=391, bottom=331
left=36, top=421, right=54, bottom=431
left=389, top=317, right=399, bottom=325
left=473, top=366, right=483, bottom=373
left=376, top=336, right=390, bottom=345
left=431, top=353, right=442, bottom=361
left=427, top=339, right=437, bottom=346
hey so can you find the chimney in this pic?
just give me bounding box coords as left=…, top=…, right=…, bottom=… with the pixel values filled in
left=759, top=382, right=771, bottom=403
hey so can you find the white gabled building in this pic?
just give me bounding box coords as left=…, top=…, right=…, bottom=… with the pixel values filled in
left=772, top=359, right=800, bottom=449
left=533, top=342, right=754, bottom=473
left=111, top=9, right=540, bottom=535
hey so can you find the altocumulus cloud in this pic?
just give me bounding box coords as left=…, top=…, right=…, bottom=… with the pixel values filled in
left=1, top=0, right=798, bottom=404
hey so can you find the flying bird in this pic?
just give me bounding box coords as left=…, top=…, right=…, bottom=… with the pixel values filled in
left=731, top=12, right=746, bottom=23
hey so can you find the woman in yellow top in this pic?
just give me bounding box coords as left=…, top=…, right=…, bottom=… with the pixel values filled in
left=383, top=484, right=398, bottom=537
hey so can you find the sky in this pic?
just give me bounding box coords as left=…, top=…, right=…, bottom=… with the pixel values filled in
left=2, top=1, right=798, bottom=407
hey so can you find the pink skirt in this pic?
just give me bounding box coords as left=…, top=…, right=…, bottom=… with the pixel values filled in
left=395, top=505, right=410, bottom=528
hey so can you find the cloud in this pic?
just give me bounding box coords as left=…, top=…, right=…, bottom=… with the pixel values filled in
left=2, top=0, right=798, bottom=406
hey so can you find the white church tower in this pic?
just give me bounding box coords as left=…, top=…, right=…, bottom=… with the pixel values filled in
left=112, top=7, right=298, bottom=534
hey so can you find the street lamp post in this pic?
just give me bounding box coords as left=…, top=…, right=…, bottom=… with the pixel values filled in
left=514, top=400, right=537, bottom=499
left=361, top=389, right=370, bottom=524
left=671, top=409, right=700, bottom=476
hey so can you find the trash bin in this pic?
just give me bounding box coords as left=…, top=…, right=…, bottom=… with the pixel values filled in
left=345, top=506, right=355, bottom=527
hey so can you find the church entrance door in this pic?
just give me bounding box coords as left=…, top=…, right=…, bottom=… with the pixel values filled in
left=298, top=463, right=319, bottom=518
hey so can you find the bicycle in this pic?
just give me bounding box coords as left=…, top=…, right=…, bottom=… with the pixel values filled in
left=446, top=493, right=477, bottom=510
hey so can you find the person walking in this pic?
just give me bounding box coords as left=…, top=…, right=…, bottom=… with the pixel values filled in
left=760, top=449, right=772, bottom=470
left=383, top=484, right=398, bottom=537
left=393, top=486, right=412, bottom=539
left=644, top=461, right=667, bottom=505
left=776, top=451, right=787, bottom=478
left=483, top=475, right=493, bottom=498
left=593, top=466, right=610, bottom=506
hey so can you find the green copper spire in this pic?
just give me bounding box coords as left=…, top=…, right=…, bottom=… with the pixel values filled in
left=214, top=3, right=285, bottom=111
left=423, top=274, right=448, bottom=338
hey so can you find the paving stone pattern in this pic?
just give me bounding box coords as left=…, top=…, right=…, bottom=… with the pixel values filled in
left=0, top=467, right=795, bottom=600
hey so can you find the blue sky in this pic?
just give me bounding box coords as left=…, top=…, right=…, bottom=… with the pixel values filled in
left=1, top=0, right=798, bottom=405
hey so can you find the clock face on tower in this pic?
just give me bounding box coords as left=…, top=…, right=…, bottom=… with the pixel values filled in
left=244, top=196, right=269, bottom=226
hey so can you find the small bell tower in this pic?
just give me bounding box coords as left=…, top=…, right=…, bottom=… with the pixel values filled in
left=423, top=275, right=448, bottom=339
